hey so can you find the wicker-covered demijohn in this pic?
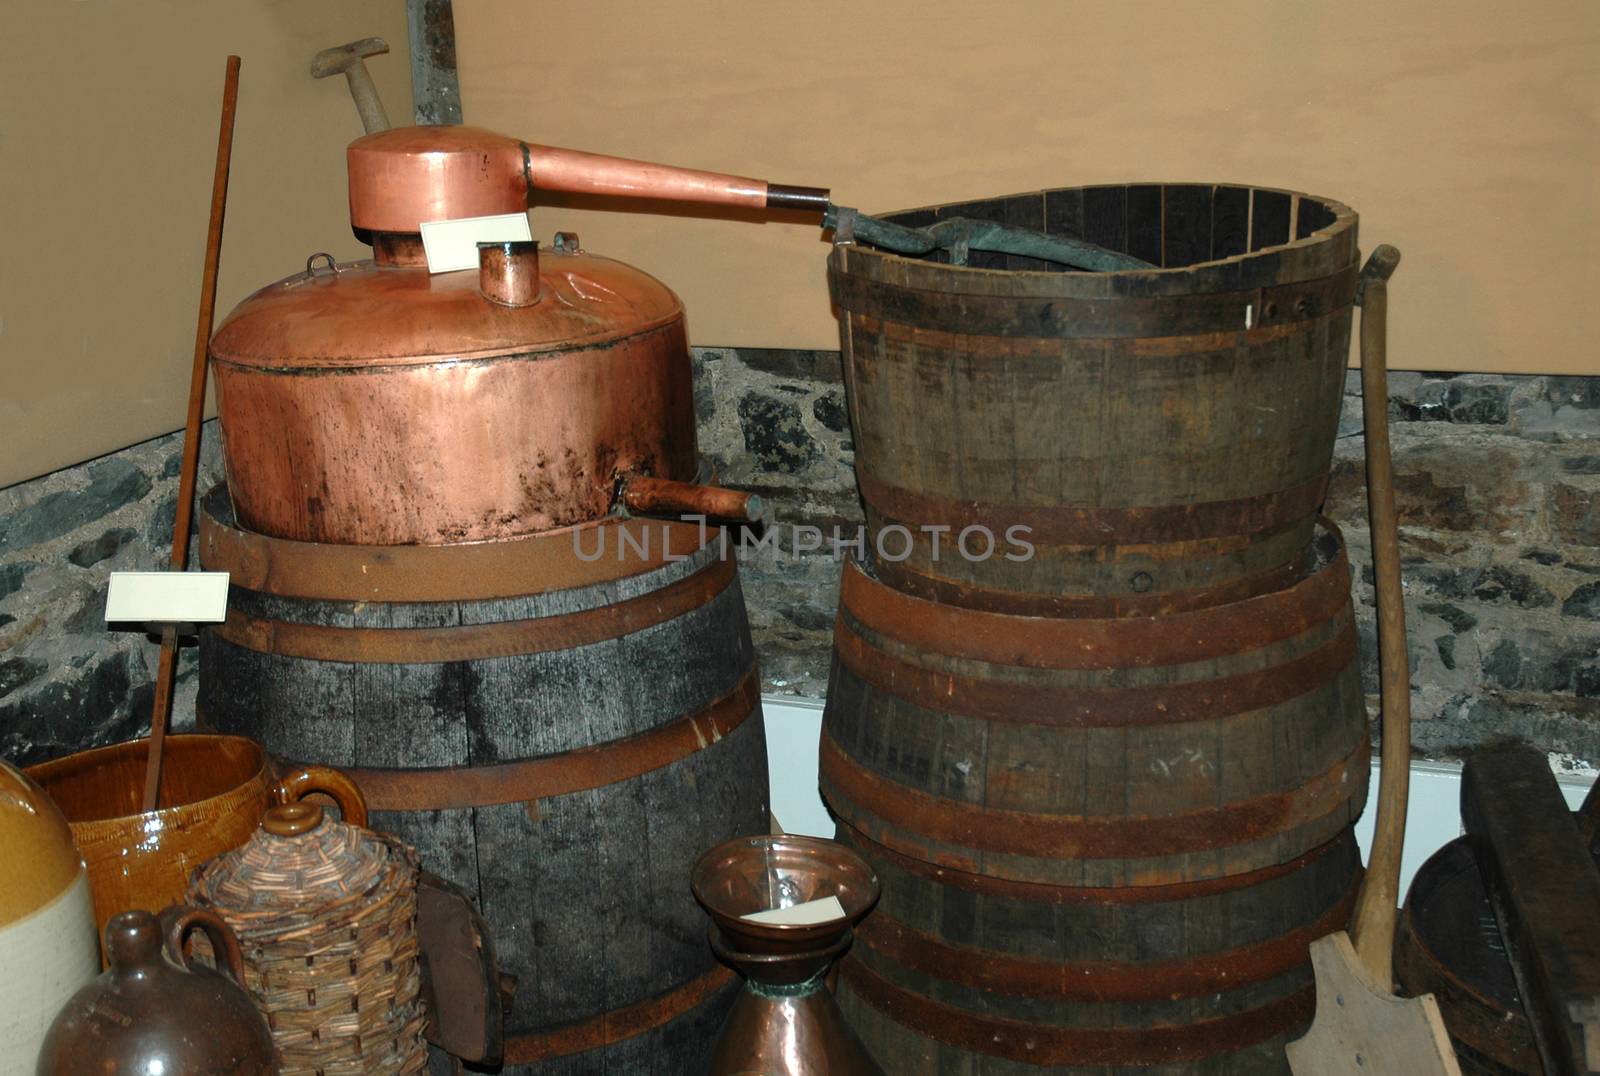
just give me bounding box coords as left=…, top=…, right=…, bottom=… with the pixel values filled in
left=187, top=801, right=429, bottom=1074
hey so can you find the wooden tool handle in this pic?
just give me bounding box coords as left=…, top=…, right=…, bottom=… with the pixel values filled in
left=141, top=55, right=241, bottom=813
left=1348, top=244, right=1407, bottom=986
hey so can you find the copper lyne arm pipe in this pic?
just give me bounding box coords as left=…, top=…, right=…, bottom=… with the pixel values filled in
left=527, top=143, right=829, bottom=212
left=345, top=125, right=829, bottom=234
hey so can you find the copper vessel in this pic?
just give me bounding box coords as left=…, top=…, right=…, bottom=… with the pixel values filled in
left=36, top=906, right=278, bottom=1075
left=211, top=124, right=827, bottom=545
left=692, top=835, right=884, bottom=1076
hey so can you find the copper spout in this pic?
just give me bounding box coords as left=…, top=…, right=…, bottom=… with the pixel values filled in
left=527, top=145, right=828, bottom=211
left=478, top=241, right=540, bottom=307
left=347, top=125, right=829, bottom=234
left=622, top=477, right=764, bottom=523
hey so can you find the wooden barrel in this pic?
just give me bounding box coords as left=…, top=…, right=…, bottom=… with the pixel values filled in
left=830, top=183, right=1358, bottom=617
left=196, top=487, right=767, bottom=1074
left=820, top=522, right=1368, bottom=1070
left=1394, top=837, right=1548, bottom=1075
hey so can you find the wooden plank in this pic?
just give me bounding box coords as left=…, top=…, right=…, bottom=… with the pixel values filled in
left=1212, top=184, right=1251, bottom=259
left=1286, top=932, right=1462, bottom=1076
left=1042, top=187, right=1085, bottom=240
left=1462, top=743, right=1600, bottom=1075
left=1252, top=189, right=1292, bottom=251
left=1081, top=185, right=1128, bottom=254
left=1162, top=184, right=1213, bottom=268
left=1125, top=184, right=1163, bottom=266
left=1298, top=196, right=1337, bottom=239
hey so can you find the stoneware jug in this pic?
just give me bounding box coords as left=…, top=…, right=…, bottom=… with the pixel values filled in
left=36, top=905, right=278, bottom=1075
left=0, top=759, right=99, bottom=1076
left=26, top=733, right=366, bottom=941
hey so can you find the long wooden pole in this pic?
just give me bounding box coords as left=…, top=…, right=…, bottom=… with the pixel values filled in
left=142, top=55, right=241, bottom=813
left=1346, top=244, right=1406, bottom=985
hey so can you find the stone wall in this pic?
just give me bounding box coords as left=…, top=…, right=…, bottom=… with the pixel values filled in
left=0, top=422, right=225, bottom=765
left=3, top=356, right=1598, bottom=769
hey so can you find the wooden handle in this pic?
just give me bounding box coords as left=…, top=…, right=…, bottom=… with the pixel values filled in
left=142, top=55, right=242, bottom=815
left=164, top=905, right=249, bottom=986
left=1348, top=244, right=1408, bottom=987
left=277, top=764, right=370, bottom=827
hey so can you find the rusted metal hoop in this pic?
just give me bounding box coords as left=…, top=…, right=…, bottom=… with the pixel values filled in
left=854, top=881, right=1355, bottom=1003
left=856, top=471, right=1330, bottom=548
left=838, top=821, right=1356, bottom=906
left=209, top=555, right=736, bottom=664
left=501, top=964, right=735, bottom=1063
left=279, top=672, right=760, bottom=811
left=839, top=957, right=1315, bottom=1066
left=199, top=485, right=714, bottom=604
left=819, top=733, right=1369, bottom=861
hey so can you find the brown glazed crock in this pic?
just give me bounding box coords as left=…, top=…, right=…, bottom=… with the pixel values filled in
left=26, top=734, right=366, bottom=944
left=36, top=905, right=278, bottom=1074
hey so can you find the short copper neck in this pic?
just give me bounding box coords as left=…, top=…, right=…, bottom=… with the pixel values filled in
left=478, top=240, right=541, bottom=307
left=373, top=232, right=428, bottom=267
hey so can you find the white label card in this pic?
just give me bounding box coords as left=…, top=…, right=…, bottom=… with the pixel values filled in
left=105, top=571, right=230, bottom=625
left=740, top=895, right=846, bottom=926
left=419, top=213, right=534, bottom=274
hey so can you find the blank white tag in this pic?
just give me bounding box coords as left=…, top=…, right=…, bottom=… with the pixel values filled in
left=105, top=571, right=230, bottom=625
left=740, top=895, right=846, bottom=926
left=419, top=213, right=534, bottom=274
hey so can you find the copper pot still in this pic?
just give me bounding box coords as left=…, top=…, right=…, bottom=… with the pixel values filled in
left=692, top=835, right=885, bottom=1076
left=211, top=125, right=826, bottom=545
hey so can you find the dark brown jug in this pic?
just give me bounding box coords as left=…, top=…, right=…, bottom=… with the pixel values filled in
left=36, top=906, right=278, bottom=1075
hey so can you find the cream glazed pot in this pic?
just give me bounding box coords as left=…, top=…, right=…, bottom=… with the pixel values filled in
left=0, top=759, right=98, bottom=1073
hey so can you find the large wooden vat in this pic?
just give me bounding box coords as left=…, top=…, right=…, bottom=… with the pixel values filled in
left=821, top=524, right=1368, bottom=1070
left=197, top=487, right=767, bottom=1074
left=830, top=183, right=1358, bottom=616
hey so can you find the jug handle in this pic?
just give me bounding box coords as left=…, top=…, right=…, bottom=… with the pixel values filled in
left=276, top=765, right=370, bottom=828
left=166, top=906, right=249, bottom=987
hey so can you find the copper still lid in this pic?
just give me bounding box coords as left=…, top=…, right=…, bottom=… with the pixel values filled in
left=210, top=247, right=681, bottom=369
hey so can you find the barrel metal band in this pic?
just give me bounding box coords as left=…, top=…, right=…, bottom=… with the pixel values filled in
left=200, top=493, right=712, bottom=603
left=856, top=471, right=1329, bottom=547
left=854, top=882, right=1356, bottom=1003
left=829, top=263, right=1358, bottom=339
left=303, top=672, right=759, bottom=811
left=871, top=551, right=1311, bottom=619
left=834, top=614, right=1357, bottom=728
left=210, top=555, right=735, bottom=664
left=502, top=963, right=735, bottom=1064
left=819, top=733, right=1370, bottom=860
left=841, top=534, right=1350, bottom=670
left=839, top=957, right=1315, bottom=1065
left=839, top=820, right=1355, bottom=906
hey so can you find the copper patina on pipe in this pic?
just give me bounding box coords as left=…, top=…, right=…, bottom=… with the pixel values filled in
left=622, top=477, right=765, bottom=524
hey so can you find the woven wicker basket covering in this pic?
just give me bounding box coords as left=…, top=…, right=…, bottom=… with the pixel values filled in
left=187, top=802, right=429, bottom=1075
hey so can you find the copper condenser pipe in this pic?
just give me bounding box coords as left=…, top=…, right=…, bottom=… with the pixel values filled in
left=622, top=477, right=765, bottom=523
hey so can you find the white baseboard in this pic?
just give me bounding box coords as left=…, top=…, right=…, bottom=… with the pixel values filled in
left=762, top=694, right=1596, bottom=898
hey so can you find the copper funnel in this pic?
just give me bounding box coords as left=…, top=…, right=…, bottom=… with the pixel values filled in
left=692, top=835, right=884, bottom=1075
